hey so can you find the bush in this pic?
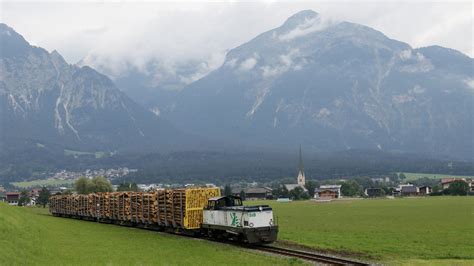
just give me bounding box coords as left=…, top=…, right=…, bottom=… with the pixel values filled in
left=447, top=180, right=470, bottom=196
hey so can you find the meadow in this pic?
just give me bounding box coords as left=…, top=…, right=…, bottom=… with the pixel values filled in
left=402, top=172, right=472, bottom=181
left=254, top=197, right=474, bottom=265
left=0, top=203, right=301, bottom=265
left=11, top=178, right=75, bottom=189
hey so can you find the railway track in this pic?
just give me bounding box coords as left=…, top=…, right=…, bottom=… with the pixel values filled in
left=254, top=245, right=369, bottom=265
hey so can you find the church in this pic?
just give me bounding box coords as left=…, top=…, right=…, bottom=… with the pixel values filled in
left=284, top=146, right=308, bottom=192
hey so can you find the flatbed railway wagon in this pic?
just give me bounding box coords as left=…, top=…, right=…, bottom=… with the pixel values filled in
left=49, top=188, right=278, bottom=244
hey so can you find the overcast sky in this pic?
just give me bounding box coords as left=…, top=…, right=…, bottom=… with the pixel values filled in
left=1, top=0, right=472, bottom=71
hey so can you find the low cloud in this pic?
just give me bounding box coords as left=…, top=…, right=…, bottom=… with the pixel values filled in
left=239, top=56, right=258, bottom=71
left=464, top=78, right=474, bottom=91
left=261, top=49, right=303, bottom=78
left=278, top=14, right=335, bottom=41
left=2, top=1, right=471, bottom=80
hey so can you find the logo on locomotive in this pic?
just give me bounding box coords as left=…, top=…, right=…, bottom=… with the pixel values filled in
left=230, top=212, right=239, bottom=226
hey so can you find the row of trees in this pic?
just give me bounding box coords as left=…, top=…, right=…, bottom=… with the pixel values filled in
left=75, top=177, right=141, bottom=194
left=271, top=184, right=311, bottom=200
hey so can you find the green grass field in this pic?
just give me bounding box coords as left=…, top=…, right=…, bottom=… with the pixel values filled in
left=0, top=203, right=302, bottom=265
left=252, top=197, right=474, bottom=265
left=64, top=149, right=108, bottom=159
left=402, top=172, right=473, bottom=181
left=11, top=178, right=75, bottom=189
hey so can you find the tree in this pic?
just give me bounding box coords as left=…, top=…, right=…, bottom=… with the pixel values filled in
left=305, top=180, right=319, bottom=198
left=75, top=177, right=90, bottom=194
left=432, top=184, right=442, bottom=193
left=91, top=176, right=113, bottom=192
left=74, top=176, right=112, bottom=194
left=289, top=186, right=310, bottom=200
left=447, top=180, right=469, bottom=195
left=341, top=180, right=363, bottom=197
left=224, top=184, right=232, bottom=196
left=272, top=184, right=289, bottom=198
left=37, top=187, right=50, bottom=207
left=18, top=190, right=30, bottom=206
left=353, top=176, right=374, bottom=189
left=117, top=182, right=140, bottom=192
left=239, top=190, right=246, bottom=201
left=398, top=173, right=407, bottom=180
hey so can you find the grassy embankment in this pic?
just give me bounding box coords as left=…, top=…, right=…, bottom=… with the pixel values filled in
left=252, top=197, right=474, bottom=265
left=0, top=203, right=302, bottom=265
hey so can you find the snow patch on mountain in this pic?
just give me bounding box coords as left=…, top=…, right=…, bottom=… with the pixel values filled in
left=393, top=94, right=415, bottom=104
left=8, top=94, right=26, bottom=115
left=399, top=51, right=434, bottom=73
left=150, top=106, right=161, bottom=116
left=246, top=85, right=270, bottom=118
left=411, top=85, right=426, bottom=94
left=317, top=108, right=331, bottom=118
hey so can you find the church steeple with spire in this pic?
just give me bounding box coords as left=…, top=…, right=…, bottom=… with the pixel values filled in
left=297, top=145, right=305, bottom=186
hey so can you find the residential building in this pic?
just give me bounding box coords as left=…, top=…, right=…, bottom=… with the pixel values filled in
left=418, top=186, right=432, bottom=195
left=371, top=176, right=390, bottom=183
left=315, top=185, right=342, bottom=199
left=401, top=186, right=418, bottom=196
left=6, top=192, right=20, bottom=206
left=246, top=187, right=273, bottom=200
left=232, top=187, right=273, bottom=200
left=364, top=188, right=384, bottom=197
left=393, top=183, right=415, bottom=196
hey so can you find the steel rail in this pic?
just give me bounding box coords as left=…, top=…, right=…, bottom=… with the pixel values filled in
left=254, top=245, right=369, bottom=265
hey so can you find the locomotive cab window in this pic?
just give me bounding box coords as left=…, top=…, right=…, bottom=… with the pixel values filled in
left=232, top=197, right=242, bottom=206
left=206, top=196, right=243, bottom=210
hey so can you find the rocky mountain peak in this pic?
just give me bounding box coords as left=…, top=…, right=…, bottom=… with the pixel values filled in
left=0, top=23, right=31, bottom=58
left=282, top=10, right=320, bottom=29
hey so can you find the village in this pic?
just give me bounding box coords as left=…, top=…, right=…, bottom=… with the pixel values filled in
left=1, top=150, right=473, bottom=206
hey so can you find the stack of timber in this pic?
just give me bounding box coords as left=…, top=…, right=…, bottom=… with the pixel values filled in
left=49, top=187, right=220, bottom=229
left=130, top=192, right=158, bottom=224
left=116, top=192, right=131, bottom=221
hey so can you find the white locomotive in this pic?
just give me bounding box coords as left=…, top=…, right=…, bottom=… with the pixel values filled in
left=202, top=195, right=278, bottom=244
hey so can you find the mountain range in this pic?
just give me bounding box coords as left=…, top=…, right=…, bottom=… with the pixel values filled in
left=0, top=23, right=183, bottom=156
left=1, top=10, right=473, bottom=162
left=167, top=10, right=474, bottom=159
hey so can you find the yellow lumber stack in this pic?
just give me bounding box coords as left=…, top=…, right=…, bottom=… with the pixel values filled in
left=184, top=188, right=221, bottom=229
left=49, top=187, right=220, bottom=230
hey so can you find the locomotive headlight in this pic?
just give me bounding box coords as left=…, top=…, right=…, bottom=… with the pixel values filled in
left=269, top=219, right=273, bottom=226
left=249, top=222, right=254, bottom=227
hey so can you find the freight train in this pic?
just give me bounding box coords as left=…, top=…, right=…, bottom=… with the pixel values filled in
left=49, top=188, right=278, bottom=244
